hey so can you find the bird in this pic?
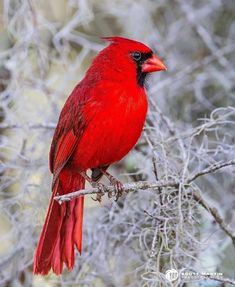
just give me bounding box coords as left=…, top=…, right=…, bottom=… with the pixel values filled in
left=33, top=36, right=166, bottom=275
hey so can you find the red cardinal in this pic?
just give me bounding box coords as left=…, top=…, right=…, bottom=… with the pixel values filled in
left=33, top=36, right=166, bottom=275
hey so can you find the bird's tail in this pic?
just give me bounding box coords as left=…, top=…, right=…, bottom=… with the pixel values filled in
left=33, top=171, right=85, bottom=275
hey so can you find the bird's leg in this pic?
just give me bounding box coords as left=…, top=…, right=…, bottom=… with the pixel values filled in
left=99, top=169, right=124, bottom=201
left=80, top=171, right=106, bottom=202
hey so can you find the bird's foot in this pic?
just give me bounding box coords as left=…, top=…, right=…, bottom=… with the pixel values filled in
left=80, top=171, right=107, bottom=202
left=100, top=169, right=124, bottom=201
left=91, top=182, right=107, bottom=202
left=80, top=170, right=124, bottom=201
left=112, top=178, right=124, bottom=201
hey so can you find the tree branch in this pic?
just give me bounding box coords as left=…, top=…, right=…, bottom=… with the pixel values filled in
left=54, top=180, right=179, bottom=203
left=54, top=159, right=235, bottom=202
left=54, top=159, right=235, bottom=246
left=204, top=275, right=235, bottom=286
left=187, top=159, right=235, bottom=183
left=192, top=189, right=235, bottom=246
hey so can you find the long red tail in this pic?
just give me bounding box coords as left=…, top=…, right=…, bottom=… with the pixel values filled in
left=33, top=171, right=85, bottom=275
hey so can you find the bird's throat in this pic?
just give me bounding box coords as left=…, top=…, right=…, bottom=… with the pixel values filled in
left=137, top=69, right=147, bottom=87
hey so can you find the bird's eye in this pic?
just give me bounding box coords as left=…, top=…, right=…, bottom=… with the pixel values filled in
left=132, top=51, right=142, bottom=61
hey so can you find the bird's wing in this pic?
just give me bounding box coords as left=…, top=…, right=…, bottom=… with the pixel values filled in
left=49, top=84, right=95, bottom=183
left=49, top=80, right=118, bottom=182
left=50, top=130, right=80, bottom=184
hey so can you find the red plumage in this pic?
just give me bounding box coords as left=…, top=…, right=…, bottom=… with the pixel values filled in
left=33, top=36, right=166, bottom=275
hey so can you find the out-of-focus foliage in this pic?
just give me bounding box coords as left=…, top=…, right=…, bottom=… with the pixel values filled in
left=0, top=0, right=235, bottom=286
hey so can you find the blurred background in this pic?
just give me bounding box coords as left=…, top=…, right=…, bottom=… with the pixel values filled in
left=0, top=0, right=235, bottom=286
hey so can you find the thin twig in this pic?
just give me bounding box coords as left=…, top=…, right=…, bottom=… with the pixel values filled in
left=187, top=159, right=235, bottom=183
left=192, top=189, right=235, bottom=245
left=203, top=275, right=235, bottom=286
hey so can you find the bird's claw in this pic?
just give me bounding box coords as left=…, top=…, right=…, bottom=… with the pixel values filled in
left=99, top=169, right=124, bottom=201
left=116, top=182, right=124, bottom=201
left=92, top=192, right=103, bottom=202
left=109, top=177, right=124, bottom=201
left=91, top=182, right=107, bottom=202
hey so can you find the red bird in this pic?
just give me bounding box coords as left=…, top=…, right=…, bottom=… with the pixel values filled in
left=33, top=36, right=166, bottom=275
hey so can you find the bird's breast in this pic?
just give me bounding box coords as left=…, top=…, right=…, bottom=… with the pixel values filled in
left=72, top=87, right=148, bottom=170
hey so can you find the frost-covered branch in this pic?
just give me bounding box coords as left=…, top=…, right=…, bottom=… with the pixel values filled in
left=203, top=275, right=235, bottom=286
left=54, top=159, right=235, bottom=202
left=54, top=160, right=235, bottom=246
left=192, top=189, right=235, bottom=246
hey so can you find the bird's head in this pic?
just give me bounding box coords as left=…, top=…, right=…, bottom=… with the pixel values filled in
left=100, top=36, right=167, bottom=87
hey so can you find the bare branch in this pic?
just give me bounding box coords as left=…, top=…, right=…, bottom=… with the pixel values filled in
left=192, top=189, right=235, bottom=246
left=54, top=180, right=179, bottom=203
left=187, top=159, right=235, bottom=183
left=203, top=275, right=235, bottom=286
left=54, top=159, right=235, bottom=202
left=54, top=159, right=235, bottom=246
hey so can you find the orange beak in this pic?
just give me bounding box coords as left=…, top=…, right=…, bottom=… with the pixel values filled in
left=142, top=54, right=167, bottom=73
